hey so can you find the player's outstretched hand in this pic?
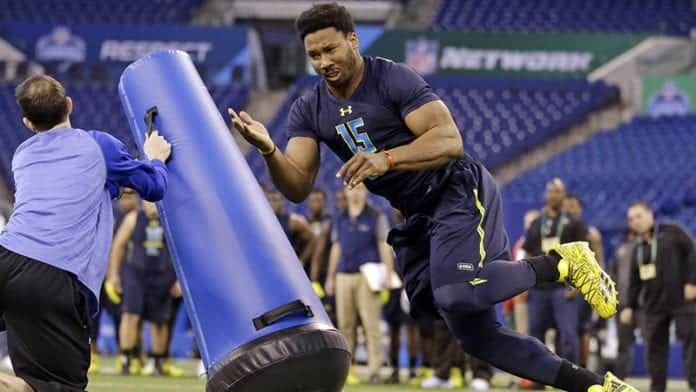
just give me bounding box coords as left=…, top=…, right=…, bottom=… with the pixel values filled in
left=144, top=130, right=172, bottom=162
left=228, top=108, right=275, bottom=155
left=337, top=152, right=390, bottom=189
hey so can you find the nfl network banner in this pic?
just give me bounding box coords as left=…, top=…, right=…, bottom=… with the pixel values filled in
left=0, top=23, right=248, bottom=66
left=365, top=31, right=645, bottom=77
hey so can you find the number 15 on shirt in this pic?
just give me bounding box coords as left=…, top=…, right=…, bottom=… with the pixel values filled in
left=335, top=118, right=376, bottom=154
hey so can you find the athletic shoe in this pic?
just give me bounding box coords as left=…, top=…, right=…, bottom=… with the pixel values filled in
left=553, top=242, right=618, bottom=319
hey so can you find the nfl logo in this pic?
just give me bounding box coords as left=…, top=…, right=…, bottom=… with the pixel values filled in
left=405, top=38, right=439, bottom=75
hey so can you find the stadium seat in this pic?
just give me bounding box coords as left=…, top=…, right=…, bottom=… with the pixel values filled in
left=434, top=0, right=696, bottom=35
left=0, top=0, right=201, bottom=24
left=502, top=115, right=696, bottom=259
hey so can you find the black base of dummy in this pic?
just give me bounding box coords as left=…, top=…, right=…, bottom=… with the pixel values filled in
left=206, top=323, right=351, bottom=392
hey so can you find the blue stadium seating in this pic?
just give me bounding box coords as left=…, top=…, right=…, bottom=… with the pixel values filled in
left=0, top=81, right=248, bottom=188
left=502, top=115, right=696, bottom=258
left=434, top=0, right=696, bottom=35
left=0, top=0, right=201, bottom=24
left=249, top=75, right=617, bottom=216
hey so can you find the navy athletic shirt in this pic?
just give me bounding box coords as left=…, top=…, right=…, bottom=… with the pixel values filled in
left=287, top=56, right=458, bottom=215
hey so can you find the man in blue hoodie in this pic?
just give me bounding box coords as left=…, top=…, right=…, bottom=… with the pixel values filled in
left=0, top=75, right=171, bottom=391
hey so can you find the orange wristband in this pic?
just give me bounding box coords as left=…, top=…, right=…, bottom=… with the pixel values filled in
left=384, top=151, right=396, bottom=170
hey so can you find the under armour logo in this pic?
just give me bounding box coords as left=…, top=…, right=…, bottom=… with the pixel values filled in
left=339, top=106, right=352, bottom=117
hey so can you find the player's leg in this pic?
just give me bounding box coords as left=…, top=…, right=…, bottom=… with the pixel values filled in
left=405, top=321, right=419, bottom=379
left=87, top=304, right=101, bottom=374
left=674, top=309, right=696, bottom=391
left=527, top=288, right=553, bottom=349
left=161, top=294, right=184, bottom=377
left=1, top=248, right=89, bottom=391
left=387, top=216, right=435, bottom=384
left=118, top=264, right=145, bottom=375
left=551, top=288, right=580, bottom=363
left=335, top=273, right=359, bottom=383
left=640, top=312, right=670, bottom=392
left=428, top=162, right=549, bottom=314
left=442, top=308, right=603, bottom=392
left=427, top=163, right=636, bottom=391
left=383, top=289, right=403, bottom=383
left=524, top=288, right=554, bottom=389
left=144, top=323, right=168, bottom=376
left=421, top=319, right=453, bottom=387
left=615, top=316, right=636, bottom=380
left=355, top=275, right=383, bottom=382
left=142, top=284, right=174, bottom=376
left=430, top=161, right=616, bottom=318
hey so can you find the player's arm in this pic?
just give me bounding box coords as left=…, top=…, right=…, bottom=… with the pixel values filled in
left=229, top=109, right=320, bottom=202
left=375, top=213, right=394, bottom=288
left=338, top=100, right=463, bottom=188
left=325, top=241, right=341, bottom=296
left=106, top=211, right=138, bottom=294
left=290, top=213, right=316, bottom=267
left=621, top=251, right=642, bottom=324
left=388, top=100, right=464, bottom=170
left=310, top=220, right=332, bottom=282
left=90, top=130, right=171, bottom=201
left=674, top=225, right=696, bottom=300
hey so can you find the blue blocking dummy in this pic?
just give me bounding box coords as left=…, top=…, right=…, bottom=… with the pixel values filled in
left=119, top=50, right=350, bottom=392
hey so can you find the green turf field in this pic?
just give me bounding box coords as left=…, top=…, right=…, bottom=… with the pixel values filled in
left=86, top=375, right=686, bottom=392
left=83, top=358, right=689, bottom=391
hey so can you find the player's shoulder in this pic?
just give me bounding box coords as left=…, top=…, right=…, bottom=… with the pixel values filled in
left=86, top=129, right=122, bottom=146
left=367, top=55, right=420, bottom=79
left=289, top=79, right=323, bottom=121
left=366, top=55, right=399, bottom=72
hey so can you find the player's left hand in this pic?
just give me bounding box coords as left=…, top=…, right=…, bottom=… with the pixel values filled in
left=336, top=152, right=389, bottom=189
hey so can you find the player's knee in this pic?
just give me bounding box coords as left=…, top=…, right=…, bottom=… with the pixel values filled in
left=433, top=284, right=490, bottom=314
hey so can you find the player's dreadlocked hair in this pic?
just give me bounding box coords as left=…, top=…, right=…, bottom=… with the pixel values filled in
left=295, top=3, right=355, bottom=41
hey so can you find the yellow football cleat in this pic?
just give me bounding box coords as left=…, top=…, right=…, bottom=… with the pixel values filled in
left=120, top=355, right=142, bottom=376
left=346, top=368, right=361, bottom=385
left=552, top=242, right=618, bottom=319
left=409, top=367, right=433, bottom=386
left=587, top=372, right=638, bottom=391
left=162, top=360, right=184, bottom=377
left=88, top=353, right=100, bottom=374
left=450, top=367, right=464, bottom=388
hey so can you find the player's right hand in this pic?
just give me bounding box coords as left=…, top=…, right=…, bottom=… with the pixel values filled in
left=228, top=108, right=275, bottom=155
left=144, top=130, right=172, bottom=162
left=104, top=276, right=122, bottom=305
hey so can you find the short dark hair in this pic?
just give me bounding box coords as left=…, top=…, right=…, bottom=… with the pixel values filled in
left=15, top=75, right=69, bottom=131
left=295, top=3, right=355, bottom=41
left=629, top=200, right=652, bottom=212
